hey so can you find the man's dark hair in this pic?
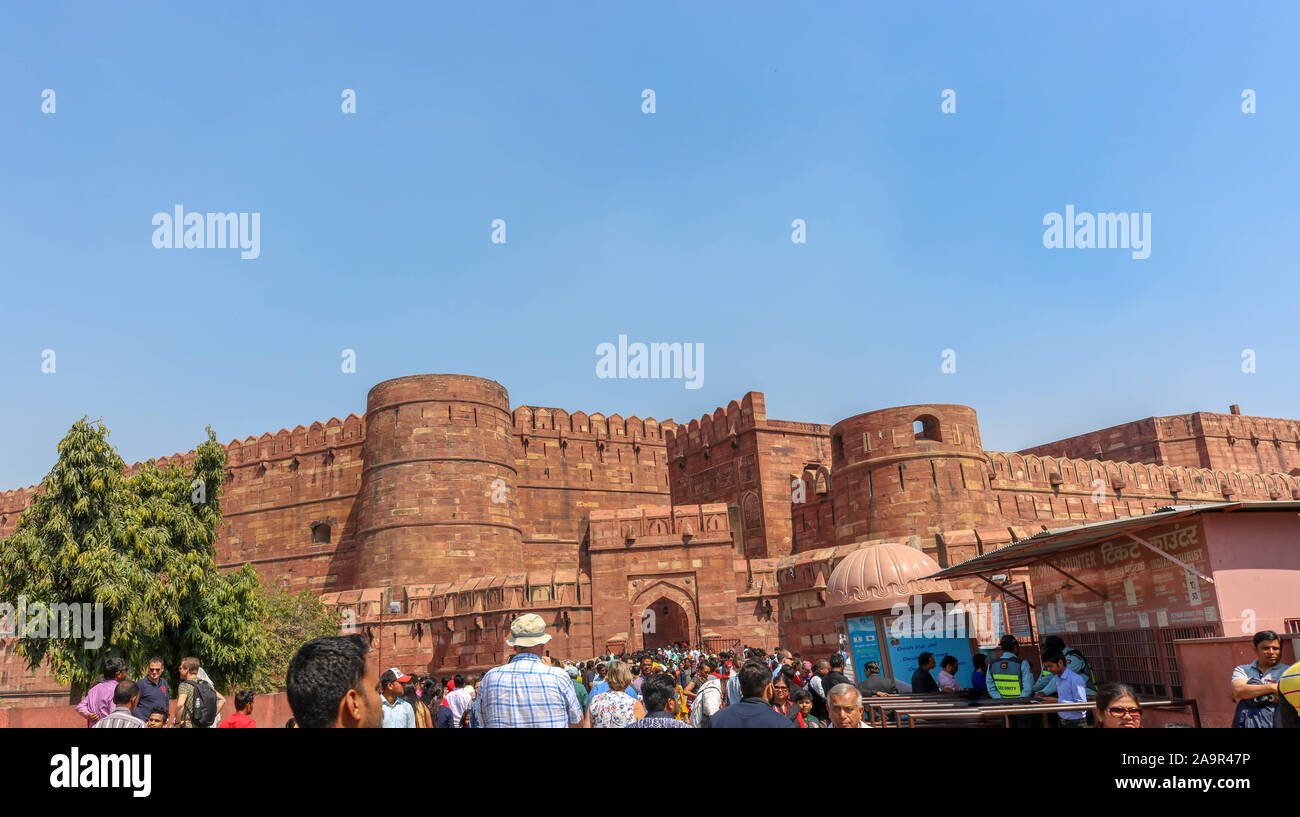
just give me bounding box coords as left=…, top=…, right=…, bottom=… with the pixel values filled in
left=148, top=707, right=168, bottom=719
left=739, top=660, right=772, bottom=699
left=102, top=656, right=126, bottom=679
left=698, top=656, right=716, bottom=673
left=918, top=652, right=934, bottom=667
left=146, top=656, right=165, bottom=667
left=453, top=674, right=466, bottom=687
left=999, top=635, right=1019, bottom=653
left=1042, top=649, right=1065, bottom=665
left=1254, top=630, right=1281, bottom=648
left=1042, top=635, right=1066, bottom=653
left=286, top=634, right=371, bottom=729
left=235, top=689, right=255, bottom=711
left=829, top=653, right=845, bottom=669
left=641, top=672, right=678, bottom=712
left=940, top=655, right=958, bottom=671
left=790, top=687, right=811, bottom=703
left=113, top=680, right=139, bottom=705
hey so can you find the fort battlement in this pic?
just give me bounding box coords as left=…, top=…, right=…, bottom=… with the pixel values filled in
left=1021, top=409, right=1300, bottom=475
left=987, top=450, right=1300, bottom=505
left=513, top=406, right=674, bottom=441
left=665, top=392, right=766, bottom=458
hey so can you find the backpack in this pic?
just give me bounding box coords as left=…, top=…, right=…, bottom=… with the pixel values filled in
left=189, top=679, right=219, bottom=728
left=690, top=678, right=721, bottom=729
left=1063, top=647, right=1097, bottom=689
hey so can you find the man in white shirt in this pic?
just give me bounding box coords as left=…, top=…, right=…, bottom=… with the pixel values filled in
left=1036, top=649, right=1087, bottom=727
left=445, top=673, right=477, bottom=725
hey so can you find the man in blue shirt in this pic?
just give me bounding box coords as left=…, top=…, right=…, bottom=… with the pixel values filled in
left=1035, top=649, right=1088, bottom=727
left=132, top=656, right=169, bottom=721
left=380, top=668, right=415, bottom=728
left=1031, top=636, right=1096, bottom=698
left=1231, top=630, right=1288, bottom=728
left=709, top=661, right=796, bottom=729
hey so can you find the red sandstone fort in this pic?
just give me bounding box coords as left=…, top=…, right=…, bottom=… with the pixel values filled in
left=3, top=373, right=1300, bottom=702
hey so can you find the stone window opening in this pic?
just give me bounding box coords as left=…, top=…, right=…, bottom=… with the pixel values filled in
left=832, top=435, right=844, bottom=461
left=311, top=522, right=332, bottom=544
left=913, top=415, right=941, bottom=441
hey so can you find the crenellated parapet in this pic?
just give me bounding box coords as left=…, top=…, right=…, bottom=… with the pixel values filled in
left=987, top=450, right=1300, bottom=508
left=665, top=392, right=768, bottom=459
left=513, top=405, right=674, bottom=443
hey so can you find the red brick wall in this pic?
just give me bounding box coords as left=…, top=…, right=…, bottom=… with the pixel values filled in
left=987, top=451, right=1300, bottom=528
left=587, top=505, right=737, bottom=652
left=667, top=392, right=831, bottom=560
left=827, top=405, right=1001, bottom=543
left=1021, top=411, right=1300, bottom=475
left=355, top=375, right=523, bottom=588
left=512, top=405, right=674, bottom=574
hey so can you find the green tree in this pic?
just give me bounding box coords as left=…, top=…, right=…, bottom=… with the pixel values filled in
left=250, top=586, right=342, bottom=694
left=0, top=418, right=267, bottom=692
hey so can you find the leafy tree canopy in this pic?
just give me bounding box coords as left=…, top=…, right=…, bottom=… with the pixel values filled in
left=250, top=587, right=341, bottom=694
left=0, top=418, right=267, bottom=692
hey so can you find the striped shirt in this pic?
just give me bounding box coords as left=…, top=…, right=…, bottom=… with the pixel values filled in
left=93, top=708, right=146, bottom=728
left=474, top=653, right=582, bottom=728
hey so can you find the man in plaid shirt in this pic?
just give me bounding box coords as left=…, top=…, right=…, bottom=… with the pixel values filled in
left=474, top=613, right=583, bottom=728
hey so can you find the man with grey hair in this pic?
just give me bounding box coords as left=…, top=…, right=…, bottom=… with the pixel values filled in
left=828, top=683, right=870, bottom=728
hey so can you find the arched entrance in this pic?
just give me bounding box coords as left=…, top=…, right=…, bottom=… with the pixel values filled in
left=629, top=579, right=698, bottom=651
left=641, top=596, right=689, bottom=650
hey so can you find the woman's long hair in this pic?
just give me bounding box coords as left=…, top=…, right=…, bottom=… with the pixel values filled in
left=403, top=683, right=425, bottom=725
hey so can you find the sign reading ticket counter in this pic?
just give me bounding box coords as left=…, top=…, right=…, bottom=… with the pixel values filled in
left=827, top=542, right=978, bottom=691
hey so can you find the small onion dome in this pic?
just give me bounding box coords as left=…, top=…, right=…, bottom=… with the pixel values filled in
left=826, top=542, right=953, bottom=607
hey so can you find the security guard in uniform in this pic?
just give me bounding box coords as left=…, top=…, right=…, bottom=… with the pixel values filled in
left=987, top=635, right=1037, bottom=708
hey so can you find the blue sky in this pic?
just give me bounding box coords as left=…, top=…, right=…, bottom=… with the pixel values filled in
left=2, top=2, right=1298, bottom=488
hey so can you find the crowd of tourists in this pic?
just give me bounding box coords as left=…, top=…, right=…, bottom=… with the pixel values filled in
left=73, top=614, right=1300, bottom=729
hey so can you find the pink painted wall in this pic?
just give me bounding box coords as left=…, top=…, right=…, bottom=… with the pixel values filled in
left=0, top=691, right=294, bottom=729
left=1204, top=512, right=1300, bottom=634
left=1173, top=634, right=1298, bottom=728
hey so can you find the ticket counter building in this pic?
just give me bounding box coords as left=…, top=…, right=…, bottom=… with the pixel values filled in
left=928, top=501, right=1300, bottom=711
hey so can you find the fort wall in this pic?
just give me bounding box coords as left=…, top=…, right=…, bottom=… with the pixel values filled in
left=1021, top=410, right=1300, bottom=475
left=666, top=392, right=831, bottom=560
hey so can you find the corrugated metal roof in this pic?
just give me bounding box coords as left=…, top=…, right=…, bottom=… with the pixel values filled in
left=925, top=501, right=1300, bottom=580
